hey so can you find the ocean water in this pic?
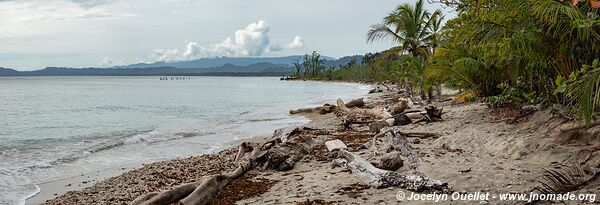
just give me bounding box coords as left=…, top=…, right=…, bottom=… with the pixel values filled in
left=0, top=76, right=369, bottom=205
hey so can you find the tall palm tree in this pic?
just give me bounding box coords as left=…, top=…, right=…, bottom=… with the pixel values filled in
left=367, top=0, right=443, bottom=60
left=367, top=0, right=444, bottom=99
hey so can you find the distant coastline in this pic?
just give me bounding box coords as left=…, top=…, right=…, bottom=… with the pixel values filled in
left=0, top=65, right=292, bottom=77
left=0, top=55, right=364, bottom=77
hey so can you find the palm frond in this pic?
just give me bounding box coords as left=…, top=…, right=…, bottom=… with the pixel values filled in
left=533, top=164, right=597, bottom=195
left=567, top=60, right=600, bottom=126
left=367, top=23, right=404, bottom=44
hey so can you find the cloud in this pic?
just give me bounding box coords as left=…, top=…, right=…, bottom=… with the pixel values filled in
left=67, top=0, right=115, bottom=8
left=150, top=49, right=180, bottom=62
left=152, top=20, right=304, bottom=62
left=287, top=36, right=304, bottom=49
left=0, top=0, right=115, bottom=8
left=98, top=56, right=124, bottom=67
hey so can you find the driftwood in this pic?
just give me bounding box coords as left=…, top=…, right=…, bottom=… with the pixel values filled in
left=345, top=98, right=366, bottom=108
left=132, top=126, right=316, bottom=205
left=325, top=139, right=347, bottom=152
left=390, top=129, right=421, bottom=171
left=289, top=98, right=365, bottom=115
left=234, top=141, right=254, bottom=162
left=369, top=88, right=383, bottom=94
left=289, top=105, right=336, bottom=115
left=368, top=120, right=392, bottom=133
left=369, top=127, right=428, bottom=172
left=337, top=98, right=392, bottom=119
left=131, top=144, right=267, bottom=205
left=272, top=126, right=302, bottom=144
left=398, top=131, right=439, bottom=139
left=412, top=106, right=444, bottom=124
left=337, top=149, right=451, bottom=192
left=263, top=127, right=316, bottom=171
left=405, top=112, right=425, bottom=120
left=389, top=100, right=409, bottom=115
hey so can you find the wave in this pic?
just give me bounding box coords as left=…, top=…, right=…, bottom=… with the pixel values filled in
left=244, top=117, right=287, bottom=123
left=18, top=129, right=217, bottom=171
left=19, top=184, right=40, bottom=205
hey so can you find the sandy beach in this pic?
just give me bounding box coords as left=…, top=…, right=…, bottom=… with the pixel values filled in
left=30, top=85, right=600, bottom=205
left=5, top=0, right=600, bottom=204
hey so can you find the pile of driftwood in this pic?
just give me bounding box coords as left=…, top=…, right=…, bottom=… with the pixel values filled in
left=328, top=127, right=450, bottom=192
left=331, top=98, right=444, bottom=132
left=290, top=97, right=444, bottom=133
left=131, top=96, right=448, bottom=205
left=289, top=98, right=365, bottom=115
left=130, top=127, right=318, bottom=205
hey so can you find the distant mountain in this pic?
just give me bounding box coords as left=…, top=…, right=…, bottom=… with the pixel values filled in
left=324, top=55, right=363, bottom=68
left=0, top=63, right=292, bottom=76
left=120, top=56, right=337, bottom=69
left=0, top=67, right=19, bottom=75
left=0, top=55, right=364, bottom=76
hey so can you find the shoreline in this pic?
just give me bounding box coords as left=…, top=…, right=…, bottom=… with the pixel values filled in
left=25, top=81, right=373, bottom=205
left=27, top=135, right=274, bottom=205
left=33, top=81, right=600, bottom=205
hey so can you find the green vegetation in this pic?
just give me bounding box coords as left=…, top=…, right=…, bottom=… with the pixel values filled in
left=293, top=0, right=447, bottom=99
left=293, top=0, right=600, bottom=125
left=426, top=0, right=600, bottom=125
left=291, top=52, right=384, bottom=82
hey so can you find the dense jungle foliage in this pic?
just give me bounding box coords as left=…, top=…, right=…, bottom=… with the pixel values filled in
left=292, top=0, right=600, bottom=126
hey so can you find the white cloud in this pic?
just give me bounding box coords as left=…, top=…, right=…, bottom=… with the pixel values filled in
left=150, top=49, right=180, bottom=62
left=98, top=56, right=124, bottom=67
left=287, top=36, right=304, bottom=49
left=67, top=0, right=116, bottom=8
left=152, top=20, right=304, bottom=62
left=99, top=56, right=114, bottom=66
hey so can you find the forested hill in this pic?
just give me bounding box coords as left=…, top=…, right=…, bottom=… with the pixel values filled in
left=0, top=55, right=363, bottom=76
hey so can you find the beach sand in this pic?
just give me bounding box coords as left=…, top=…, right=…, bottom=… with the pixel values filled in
left=31, top=87, right=600, bottom=205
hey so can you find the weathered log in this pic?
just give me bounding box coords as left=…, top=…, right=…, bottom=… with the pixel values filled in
left=325, top=139, right=347, bottom=152
left=400, top=109, right=422, bottom=115
left=370, top=128, right=422, bottom=171
left=368, top=129, right=392, bottom=158
left=180, top=149, right=263, bottom=205
left=337, top=149, right=451, bottom=192
left=132, top=144, right=267, bottom=205
left=264, top=135, right=313, bottom=171
left=289, top=105, right=336, bottom=115
left=405, top=112, right=425, bottom=120
left=345, top=98, right=365, bottom=108
left=369, top=120, right=391, bottom=133
left=398, top=131, right=439, bottom=139
left=424, top=106, right=443, bottom=121
left=389, top=100, right=409, bottom=115
left=369, top=88, right=383, bottom=94
left=130, top=192, right=159, bottom=205
left=389, top=128, right=421, bottom=171
left=337, top=98, right=392, bottom=119
left=234, top=141, right=254, bottom=162
left=289, top=98, right=364, bottom=115
left=135, top=182, right=198, bottom=205
left=272, top=126, right=301, bottom=144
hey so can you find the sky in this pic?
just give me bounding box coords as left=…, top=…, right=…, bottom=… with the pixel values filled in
left=0, top=0, right=450, bottom=70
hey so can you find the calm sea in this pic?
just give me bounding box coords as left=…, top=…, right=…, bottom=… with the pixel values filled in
left=0, top=76, right=369, bottom=205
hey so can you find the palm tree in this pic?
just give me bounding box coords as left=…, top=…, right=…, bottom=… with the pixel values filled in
left=367, top=0, right=443, bottom=99
left=367, top=0, right=442, bottom=60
